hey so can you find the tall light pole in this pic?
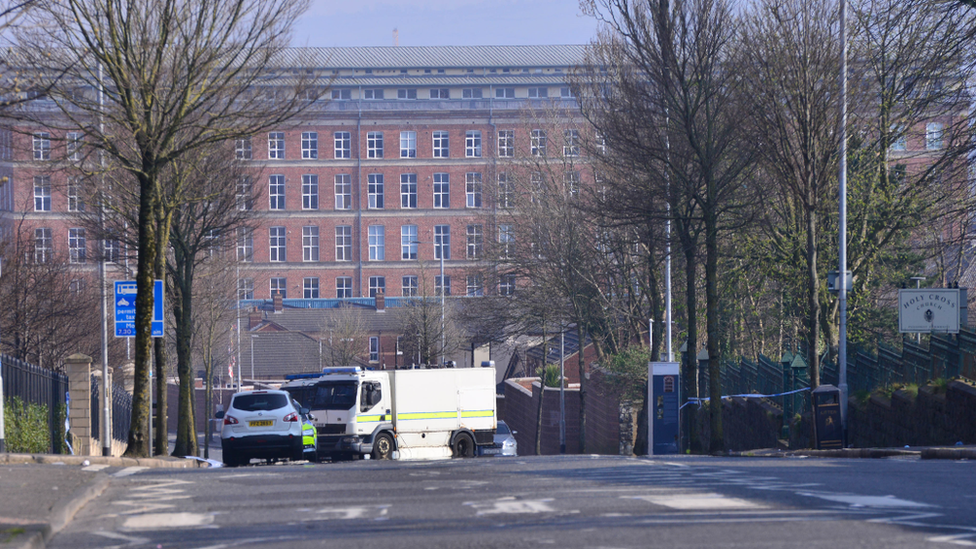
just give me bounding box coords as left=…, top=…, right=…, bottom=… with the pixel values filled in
left=249, top=335, right=257, bottom=384
left=98, top=63, right=111, bottom=457
left=838, top=0, right=850, bottom=440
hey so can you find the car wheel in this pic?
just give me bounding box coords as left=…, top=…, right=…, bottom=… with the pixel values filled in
left=452, top=433, right=475, bottom=458
left=371, top=433, right=394, bottom=460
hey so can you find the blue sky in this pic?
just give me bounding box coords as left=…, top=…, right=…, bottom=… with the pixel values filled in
left=291, top=0, right=599, bottom=47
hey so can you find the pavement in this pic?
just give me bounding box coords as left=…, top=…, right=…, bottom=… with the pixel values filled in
left=0, top=442, right=973, bottom=549
left=0, top=433, right=222, bottom=549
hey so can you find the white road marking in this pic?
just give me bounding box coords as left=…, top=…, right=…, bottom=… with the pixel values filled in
left=466, top=497, right=556, bottom=515
left=799, top=493, right=933, bottom=508
left=301, top=505, right=390, bottom=520
left=631, top=493, right=765, bottom=510
left=82, top=464, right=110, bottom=472
left=122, top=512, right=215, bottom=530
left=112, top=467, right=148, bottom=478
left=929, top=534, right=976, bottom=546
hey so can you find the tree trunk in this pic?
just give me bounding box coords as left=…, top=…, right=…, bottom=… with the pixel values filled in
left=577, top=324, right=586, bottom=454
left=123, top=174, right=156, bottom=458
left=679, top=225, right=700, bottom=454
left=705, top=203, right=724, bottom=455
left=173, top=249, right=198, bottom=458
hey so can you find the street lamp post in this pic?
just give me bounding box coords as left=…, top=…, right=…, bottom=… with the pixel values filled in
left=249, top=335, right=257, bottom=384
left=910, top=276, right=926, bottom=343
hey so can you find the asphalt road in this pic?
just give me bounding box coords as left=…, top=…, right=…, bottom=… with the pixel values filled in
left=48, top=454, right=976, bottom=549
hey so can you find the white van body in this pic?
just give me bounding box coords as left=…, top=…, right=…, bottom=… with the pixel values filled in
left=281, top=366, right=496, bottom=460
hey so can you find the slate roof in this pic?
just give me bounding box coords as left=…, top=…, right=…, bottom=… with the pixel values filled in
left=273, top=45, right=588, bottom=70
left=241, top=331, right=325, bottom=380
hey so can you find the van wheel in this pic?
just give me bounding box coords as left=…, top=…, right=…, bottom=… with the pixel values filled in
left=452, top=433, right=475, bottom=458
left=372, top=433, right=394, bottom=460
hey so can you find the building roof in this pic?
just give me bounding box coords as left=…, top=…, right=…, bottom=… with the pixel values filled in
left=256, top=305, right=403, bottom=334
left=241, top=331, right=323, bottom=380
left=274, top=45, right=588, bottom=70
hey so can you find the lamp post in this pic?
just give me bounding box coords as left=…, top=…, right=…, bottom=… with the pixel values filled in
left=249, top=335, right=257, bottom=384
left=911, top=276, right=926, bottom=343
left=838, top=0, right=850, bottom=439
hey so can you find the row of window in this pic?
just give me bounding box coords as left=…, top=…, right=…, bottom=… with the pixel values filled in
left=32, top=227, right=121, bottom=264
left=235, top=223, right=511, bottom=263
left=30, top=132, right=84, bottom=162
left=890, top=122, right=946, bottom=151
left=328, top=86, right=574, bottom=102
left=237, top=273, right=516, bottom=300
left=244, top=172, right=492, bottom=212
left=242, top=129, right=587, bottom=160
left=34, top=169, right=579, bottom=213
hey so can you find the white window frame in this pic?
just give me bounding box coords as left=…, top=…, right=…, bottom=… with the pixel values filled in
left=497, top=172, right=513, bottom=209
left=336, top=277, right=352, bottom=298
left=34, top=176, right=51, bottom=211
left=433, top=173, right=449, bottom=208
left=528, top=87, right=549, bottom=98
left=462, top=88, right=483, bottom=99
left=369, top=337, right=379, bottom=362
left=466, top=172, right=482, bottom=208
left=497, top=130, right=514, bottom=157
left=495, top=88, right=514, bottom=99
left=499, top=274, right=516, bottom=296
left=467, top=274, right=484, bottom=297
left=33, top=132, right=50, bottom=161
left=367, top=131, right=384, bottom=158
left=435, top=275, right=451, bottom=297
left=368, top=225, right=385, bottom=261
left=334, top=131, right=351, bottom=159
left=335, top=174, right=351, bottom=210
left=434, top=224, right=450, bottom=260
left=432, top=131, right=449, bottom=158
left=301, top=131, right=318, bottom=159
left=302, top=174, right=319, bottom=210
left=236, top=138, right=252, bottom=160
left=363, top=88, right=384, bottom=100
left=401, top=225, right=418, bottom=260
left=237, top=227, right=253, bottom=262
left=499, top=224, right=513, bottom=259
left=303, top=277, right=320, bottom=299
left=467, top=224, right=483, bottom=259
left=400, top=131, right=417, bottom=158
left=368, top=173, right=384, bottom=209
left=400, top=173, right=417, bottom=209
left=332, top=89, right=351, bottom=101
left=270, top=277, right=287, bottom=299
left=368, top=277, right=386, bottom=298
left=429, top=88, right=449, bottom=99
left=926, top=122, right=944, bottom=150
left=531, top=129, right=547, bottom=157
left=302, top=225, right=319, bottom=262
left=66, top=132, right=82, bottom=161
left=402, top=275, right=418, bottom=297
left=268, top=131, right=285, bottom=159
left=237, top=177, right=253, bottom=211
left=397, top=88, right=417, bottom=100
left=238, top=278, right=254, bottom=300
left=269, top=175, right=285, bottom=210
left=465, top=130, right=482, bottom=157
left=269, top=226, right=287, bottom=262
left=563, top=129, right=580, bottom=157
left=67, top=178, right=84, bottom=212
left=68, top=228, right=86, bottom=264
left=335, top=226, right=352, bottom=261
left=34, top=227, right=52, bottom=263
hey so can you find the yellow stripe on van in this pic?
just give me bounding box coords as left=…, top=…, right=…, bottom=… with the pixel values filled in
left=397, top=410, right=494, bottom=420
left=357, top=414, right=387, bottom=422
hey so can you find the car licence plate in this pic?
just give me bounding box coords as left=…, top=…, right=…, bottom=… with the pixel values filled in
left=249, top=420, right=273, bottom=427
left=482, top=447, right=501, bottom=455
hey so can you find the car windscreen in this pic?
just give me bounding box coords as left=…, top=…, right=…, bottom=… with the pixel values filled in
left=496, top=422, right=511, bottom=435
left=232, top=393, right=289, bottom=412
left=312, top=381, right=358, bottom=410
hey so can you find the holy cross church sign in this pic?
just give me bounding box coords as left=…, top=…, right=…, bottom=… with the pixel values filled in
left=898, top=288, right=962, bottom=334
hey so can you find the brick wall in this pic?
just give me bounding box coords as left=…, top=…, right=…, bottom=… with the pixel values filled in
left=693, top=397, right=783, bottom=452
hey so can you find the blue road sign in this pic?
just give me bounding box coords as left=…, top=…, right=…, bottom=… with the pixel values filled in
left=115, top=280, right=164, bottom=338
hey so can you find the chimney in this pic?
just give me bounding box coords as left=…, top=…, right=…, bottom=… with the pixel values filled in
left=248, top=307, right=262, bottom=330
left=273, top=291, right=283, bottom=313
left=375, top=291, right=385, bottom=312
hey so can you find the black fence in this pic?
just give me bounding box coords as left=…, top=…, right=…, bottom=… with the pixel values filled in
left=1, top=353, right=67, bottom=454
left=90, top=375, right=132, bottom=445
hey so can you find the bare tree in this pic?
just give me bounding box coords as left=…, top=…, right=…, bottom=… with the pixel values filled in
left=16, top=0, right=318, bottom=456
left=580, top=0, right=757, bottom=453
left=320, top=306, right=369, bottom=369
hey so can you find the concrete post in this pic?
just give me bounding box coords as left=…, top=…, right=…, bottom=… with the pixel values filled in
left=93, top=366, right=114, bottom=455
left=65, top=353, right=93, bottom=456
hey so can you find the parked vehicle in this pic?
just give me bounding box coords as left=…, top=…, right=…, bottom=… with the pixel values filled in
left=217, top=389, right=312, bottom=467
left=479, top=420, right=517, bottom=457
left=281, top=366, right=496, bottom=461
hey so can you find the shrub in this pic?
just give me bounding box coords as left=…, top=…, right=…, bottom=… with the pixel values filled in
left=3, top=397, right=51, bottom=454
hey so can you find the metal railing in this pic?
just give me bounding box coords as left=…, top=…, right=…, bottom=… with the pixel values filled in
left=1, top=354, right=67, bottom=454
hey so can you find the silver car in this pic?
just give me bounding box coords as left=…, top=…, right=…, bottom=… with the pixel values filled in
left=480, top=420, right=517, bottom=457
